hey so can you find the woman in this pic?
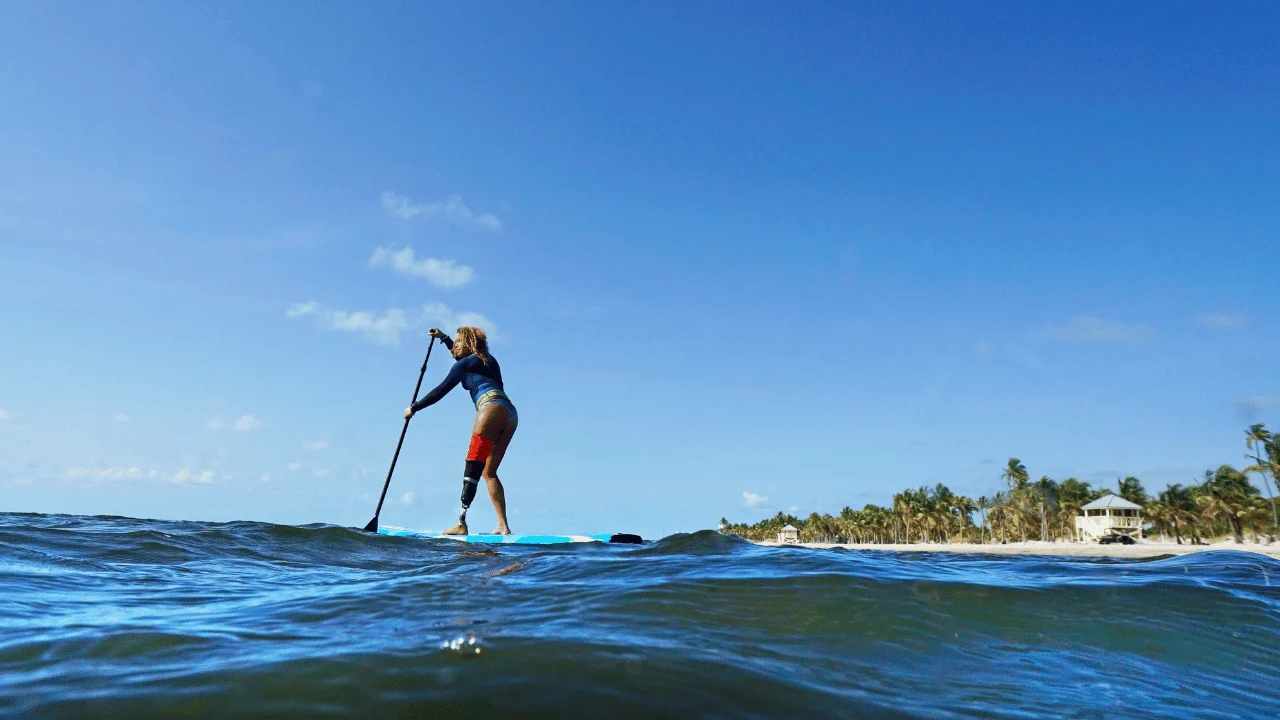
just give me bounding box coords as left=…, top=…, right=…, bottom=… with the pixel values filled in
left=405, top=326, right=517, bottom=535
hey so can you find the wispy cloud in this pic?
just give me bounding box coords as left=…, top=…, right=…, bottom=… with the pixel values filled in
left=401, top=492, right=415, bottom=505
left=312, top=468, right=330, bottom=477
left=260, top=473, right=272, bottom=483
left=65, top=466, right=213, bottom=485
left=972, top=341, right=991, bottom=357
left=113, top=413, right=130, bottom=423
left=233, top=415, right=263, bottom=432
left=67, top=466, right=143, bottom=480
left=1194, top=310, right=1249, bottom=332
left=288, top=462, right=302, bottom=471
left=302, top=440, right=329, bottom=451
left=0, top=409, right=8, bottom=421
left=422, top=302, right=499, bottom=338
left=324, top=308, right=411, bottom=346
left=207, top=418, right=226, bottom=430
left=1234, top=394, right=1280, bottom=421
left=743, top=491, right=767, bottom=508
left=1045, top=315, right=1153, bottom=343
left=369, top=246, right=474, bottom=289
left=287, top=301, right=497, bottom=346
left=170, top=468, right=215, bottom=485
left=287, top=301, right=319, bottom=318
left=287, top=302, right=411, bottom=346
left=380, top=191, right=501, bottom=231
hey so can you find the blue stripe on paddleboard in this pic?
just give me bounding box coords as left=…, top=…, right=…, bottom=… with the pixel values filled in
left=378, top=526, right=616, bottom=544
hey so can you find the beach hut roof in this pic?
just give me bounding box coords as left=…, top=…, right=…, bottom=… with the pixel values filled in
left=781, top=524, right=798, bottom=531
left=1081, top=495, right=1142, bottom=510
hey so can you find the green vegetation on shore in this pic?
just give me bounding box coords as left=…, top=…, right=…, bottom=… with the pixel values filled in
left=721, top=424, right=1280, bottom=545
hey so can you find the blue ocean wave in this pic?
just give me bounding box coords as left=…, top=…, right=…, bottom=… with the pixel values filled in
left=1, top=513, right=1277, bottom=718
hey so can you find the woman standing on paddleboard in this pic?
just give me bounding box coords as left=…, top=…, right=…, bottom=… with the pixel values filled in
left=404, top=326, right=517, bottom=536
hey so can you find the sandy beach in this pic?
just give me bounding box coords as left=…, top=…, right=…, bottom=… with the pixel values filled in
left=755, top=539, right=1280, bottom=559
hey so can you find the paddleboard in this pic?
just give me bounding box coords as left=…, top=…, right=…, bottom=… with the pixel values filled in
left=379, top=525, right=642, bottom=544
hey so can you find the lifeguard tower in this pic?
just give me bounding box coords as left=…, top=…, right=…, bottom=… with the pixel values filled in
left=1075, top=495, right=1144, bottom=542
left=777, top=524, right=799, bottom=544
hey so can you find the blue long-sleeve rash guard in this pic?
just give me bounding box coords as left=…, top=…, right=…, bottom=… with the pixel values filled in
left=411, top=337, right=505, bottom=412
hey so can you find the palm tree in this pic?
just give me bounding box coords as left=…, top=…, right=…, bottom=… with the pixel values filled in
left=893, top=492, right=916, bottom=543
left=1033, top=476, right=1059, bottom=542
left=976, top=496, right=990, bottom=543
left=1196, top=465, right=1257, bottom=543
left=1002, top=458, right=1029, bottom=490
left=1157, top=483, right=1195, bottom=544
left=1244, top=423, right=1277, bottom=534
left=1118, top=476, right=1150, bottom=506
left=992, top=491, right=1009, bottom=544
left=1057, top=478, right=1092, bottom=543
left=1240, top=499, right=1271, bottom=543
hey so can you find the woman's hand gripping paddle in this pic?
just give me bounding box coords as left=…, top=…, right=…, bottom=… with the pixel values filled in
left=362, top=337, right=435, bottom=533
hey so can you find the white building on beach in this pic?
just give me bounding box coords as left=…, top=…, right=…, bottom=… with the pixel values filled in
left=1075, top=495, right=1144, bottom=542
left=777, top=524, right=799, bottom=544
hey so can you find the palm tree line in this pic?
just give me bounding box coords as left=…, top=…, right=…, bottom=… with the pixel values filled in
left=720, top=423, right=1280, bottom=545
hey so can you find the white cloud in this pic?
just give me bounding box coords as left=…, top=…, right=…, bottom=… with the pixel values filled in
left=401, top=492, right=415, bottom=505
left=321, top=308, right=411, bottom=346
left=1194, top=310, right=1249, bottom=331
left=743, top=491, right=767, bottom=508
left=380, top=191, right=501, bottom=231
left=286, top=301, right=319, bottom=318
left=302, top=440, right=329, bottom=451
left=788, top=505, right=799, bottom=514
left=0, top=409, right=8, bottom=421
left=67, top=466, right=143, bottom=481
left=287, top=301, right=497, bottom=346
left=261, top=473, right=272, bottom=482
left=113, top=414, right=130, bottom=423
left=312, top=468, right=330, bottom=477
left=233, top=415, right=263, bottom=432
left=422, top=302, right=499, bottom=338
left=166, top=468, right=214, bottom=484
left=369, top=246, right=474, bottom=289
left=1045, top=315, right=1153, bottom=343
left=288, top=462, right=302, bottom=470
left=207, top=418, right=225, bottom=430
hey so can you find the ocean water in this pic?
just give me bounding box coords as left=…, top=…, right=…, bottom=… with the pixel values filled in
left=2, top=513, right=1278, bottom=719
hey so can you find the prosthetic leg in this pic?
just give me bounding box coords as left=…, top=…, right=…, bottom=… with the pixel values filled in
left=456, top=434, right=494, bottom=530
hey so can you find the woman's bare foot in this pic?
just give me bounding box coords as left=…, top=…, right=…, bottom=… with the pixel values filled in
left=492, top=524, right=512, bottom=535
left=442, top=523, right=468, bottom=536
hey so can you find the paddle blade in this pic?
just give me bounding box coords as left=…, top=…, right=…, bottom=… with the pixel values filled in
left=362, top=517, right=379, bottom=533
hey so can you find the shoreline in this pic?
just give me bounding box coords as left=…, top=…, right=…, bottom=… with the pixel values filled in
left=752, top=539, right=1280, bottom=559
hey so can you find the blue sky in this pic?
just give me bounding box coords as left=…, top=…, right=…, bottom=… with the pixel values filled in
left=1, top=1, right=1277, bottom=538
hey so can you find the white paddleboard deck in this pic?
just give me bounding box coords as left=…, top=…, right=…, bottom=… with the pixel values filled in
left=378, top=525, right=642, bottom=544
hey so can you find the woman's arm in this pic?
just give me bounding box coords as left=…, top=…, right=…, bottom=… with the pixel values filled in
left=410, top=359, right=467, bottom=413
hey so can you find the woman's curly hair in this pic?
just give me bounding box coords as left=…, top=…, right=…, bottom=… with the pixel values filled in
left=453, top=326, right=491, bottom=365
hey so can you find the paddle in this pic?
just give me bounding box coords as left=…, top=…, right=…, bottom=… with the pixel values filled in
left=363, top=337, right=436, bottom=533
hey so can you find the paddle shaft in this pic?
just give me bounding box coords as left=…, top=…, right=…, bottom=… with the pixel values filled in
left=364, top=338, right=436, bottom=532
